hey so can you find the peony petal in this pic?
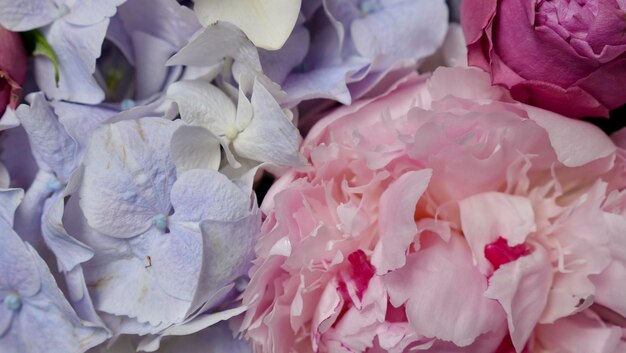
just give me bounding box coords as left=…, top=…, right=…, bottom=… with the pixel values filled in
left=460, top=0, right=497, bottom=44
left=459, top=192, right=536, bottom=274
left=525, top=105, right=616, bottom=167
left=384, top=235, right=505, bottom=347
left=484, top=245, right=553, bottom=352
left=371, top=169, right=432, bottom=274
left=193, top=0, right=302, bottom=50
left=535, top=311, right=623, bottom=353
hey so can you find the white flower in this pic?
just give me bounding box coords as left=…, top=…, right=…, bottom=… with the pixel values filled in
left=167, top=75, right=303, bottom=171
left=192, top=0, right=301, bottom=50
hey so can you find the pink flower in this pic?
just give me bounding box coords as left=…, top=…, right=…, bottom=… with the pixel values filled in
left=239, top=67, right=626, bottom=353
left=0, top=26, right=27, bottom=120
left=461, top=0, right=626, bottom=119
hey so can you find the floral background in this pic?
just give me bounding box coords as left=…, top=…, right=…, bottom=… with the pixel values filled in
left=0, top=0, right=625, bottom=353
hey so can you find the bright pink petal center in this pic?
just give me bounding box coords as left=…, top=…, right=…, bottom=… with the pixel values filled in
left=337, top=250, right=376, bottom=302
left=484, top=236, right=529, bottom=271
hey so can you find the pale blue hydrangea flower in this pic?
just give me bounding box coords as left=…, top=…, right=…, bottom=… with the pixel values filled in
left=0, top=188, right=108, bottom=353
left=71, top=117, right=261, bottom=337
left=99, top=0, right=202, bottom=108
left=0, top=0, right=126, bottom=104
left=169, top=0, right=448, bottom=109
left=271, top=0, right=449, bottom=107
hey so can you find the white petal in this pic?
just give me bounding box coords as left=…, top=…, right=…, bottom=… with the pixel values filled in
left=167, top=80, right=237, bottom=136
left=233, top=78, right=303, bottom=166
left=171, top=125, right=221, bottom=175
left=167, top=22, right=261, bottom=74
left=193, top=0, right=302, bottom=50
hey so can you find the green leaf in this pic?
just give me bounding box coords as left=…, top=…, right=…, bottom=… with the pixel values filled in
left=21, top=30, right=60, bottom=86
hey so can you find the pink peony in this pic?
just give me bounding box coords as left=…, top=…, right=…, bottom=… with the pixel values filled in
left=0, top=26, right=27, bottom=119
left=239, top=67, right=626, bottom=353
left=461, top=0, right=626, bottom=119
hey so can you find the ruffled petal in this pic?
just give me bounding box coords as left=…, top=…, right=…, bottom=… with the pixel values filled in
left=372, top=169, right=432, bottom=274
left=385, top=235, right=505, bottom=347
left=484, top=245, right=553, bottom=352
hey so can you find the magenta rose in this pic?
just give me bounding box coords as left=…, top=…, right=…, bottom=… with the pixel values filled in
left=461, top=0, right=626, bottom=118
left=0, top=26, right=27, bottom=120
left=238, top=67, right=626, bottom=353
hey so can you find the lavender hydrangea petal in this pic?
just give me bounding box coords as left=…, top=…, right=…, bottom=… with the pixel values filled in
left=148, top=224, right=202, bottom=304
left=79, top=226, right=193, bottom=328
left=16, top=93, right=78, bottom=181
left=41, top=193, right=93, bottom=272
left=115, top=0, right=199, bottom=51
left=61, top=0, right=125, bottom=26
left=350, top=0, right=448, bottom=69
left=169, top=169, right=251, bottom=224
left=259, top=26, right=310, bottom=85
left=35, top=20, right=108, bottom=104
left=51, top=101, right=117, bottom=153
left=0, top=209, right=107, bottom=353
left=79, top=118, right=179, bottom=238
left=198, top=213, right=260, bottom=305
left=0, top=188, right=23, bottom=226
left=132, top=31, right=177, bottom=99
left=0, top=0, right=58, bottom=31
left=282, top=58, right=371, bottom=106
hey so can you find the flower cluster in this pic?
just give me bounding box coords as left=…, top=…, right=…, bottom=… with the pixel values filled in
left=0, top=0, right=625, bottom=353
left=239, top=66, right=626, bottom=353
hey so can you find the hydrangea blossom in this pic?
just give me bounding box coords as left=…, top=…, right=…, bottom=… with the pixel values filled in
left=0, top=188, right=108, bottom=353
left=70, top=117, right=261, bottom=342
left=0, top=0, right=125, bottom=103
left=99, top=0, right=201, bottom=109
left=261, top=0, right=449, bottom=106
left=172, top=0, right=449, bottom=107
